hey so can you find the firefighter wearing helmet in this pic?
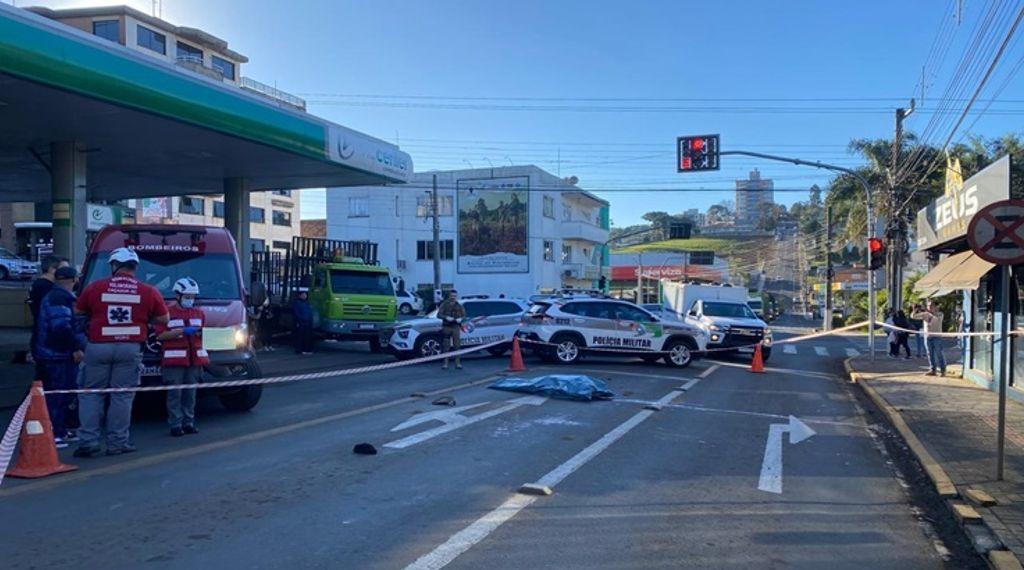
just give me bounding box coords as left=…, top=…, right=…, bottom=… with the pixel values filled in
left=154, top=277, right=208, bottom=437
left=74, top=247, right=170, bottom=457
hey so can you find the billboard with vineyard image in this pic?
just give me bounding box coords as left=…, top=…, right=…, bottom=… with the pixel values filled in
left=457, top=176, right=529, bottom=273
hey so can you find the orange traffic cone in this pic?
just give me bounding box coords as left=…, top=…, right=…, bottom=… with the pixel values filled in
left=749, top=344, right=766, bottom=374
left=8, top=381, right=77, bottom=479
left=508, top=337, right=527, bottom=372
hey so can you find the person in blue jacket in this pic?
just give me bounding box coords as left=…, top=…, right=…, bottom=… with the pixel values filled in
left=292, top=288, right=315, bottom=355
left=34, top=266, right=86, bottom=448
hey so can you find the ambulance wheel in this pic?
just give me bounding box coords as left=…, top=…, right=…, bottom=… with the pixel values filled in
left=551, top=333, right=584, bottom=365
left=219, top=362, right=263, bottom=411
left=663, top=339, right=694, bottom=368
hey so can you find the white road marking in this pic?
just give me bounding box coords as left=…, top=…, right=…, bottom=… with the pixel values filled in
left=698, top=364, right=720, bottom=378
left=570, top=367, right=684, bottom=381
left=678, top=377, right=701, bottom=391
left=384, top=396, right=547, bottom=450
left=845, top=348, right=861, bottom=357
left=782, top=345, right=797, bottom=354
left=708, top=360, right=834, bottom=379
left=611, top=399, right=866, bottom=429
left=814, top=346, right=829, bottom=357
left=390, top=402, right=490, bottom=432
left=404, top=389, right=683, bottom=570
left=758, top=415, right=816, bottom=494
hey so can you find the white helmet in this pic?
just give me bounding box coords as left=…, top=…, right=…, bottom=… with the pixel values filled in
left=173, top=277, right=200, bottom=296
left=109, top=247, right=139, bottom=264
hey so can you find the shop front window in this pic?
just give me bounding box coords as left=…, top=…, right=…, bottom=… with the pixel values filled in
left=1014, top=272, right=1024, bottom=386
left=973, top=276, right=995, bottom=376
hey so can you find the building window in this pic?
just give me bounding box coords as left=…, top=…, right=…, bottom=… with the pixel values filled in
left=212, top=200, right=225, bottom=218
left=543, top=240, right=554, bottom=261
left=416, top=195, right=453, bottom=217
left=562, top=205, right=573, bottom=221
left=250, top=238, right=265, bottom=252
left=175, top=41, right=203, bottom=64
left=348, top=196, right=369, bottom=218
left=211, top=55, right=235, bottom=80
left=272, top=210, right=292, bottom=227
left=562, top=245, right=572, bottom=263
left=272, top=240, right=291, bottom=251
left=416, top=240, right=454, bottom=260
left=543, top=196, right=554, bottom=218
left=271, top=190, right=292, bottom=197
left=92, top=20, right=119, bottom=42
left=689, top=251, right=715, bottom=265
left=249, top=207, right=265, bottom=223
left=137, top=25, right=166, bottom=55
left=178, top=196, right=204, bottom=216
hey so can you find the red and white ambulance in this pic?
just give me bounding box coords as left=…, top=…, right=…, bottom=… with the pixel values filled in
left=80, top=225, right=263, bottom=411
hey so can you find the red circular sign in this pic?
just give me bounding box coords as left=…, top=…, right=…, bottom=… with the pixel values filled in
left=967, top=199, right=1024, bottom=266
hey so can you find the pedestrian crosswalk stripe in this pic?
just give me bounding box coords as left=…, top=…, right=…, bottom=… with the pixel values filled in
left=783, top=345, right=796, bottom=354
left=845, top=348, right=861, bottom=357
left=814, top=346, right=828, bottom=357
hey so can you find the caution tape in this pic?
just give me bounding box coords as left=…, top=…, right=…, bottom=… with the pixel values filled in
left=874, top=321, right=1023, bottom=338
left=0, top=393, right=32, bottom=488
left=44, top=340, right=505, bottom=395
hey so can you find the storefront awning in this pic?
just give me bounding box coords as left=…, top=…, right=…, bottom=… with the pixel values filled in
left=915, top=251, right=995, bottom=293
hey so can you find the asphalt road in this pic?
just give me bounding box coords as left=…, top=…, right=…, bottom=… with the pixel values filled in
left=0, top=318, right=981, bottom=569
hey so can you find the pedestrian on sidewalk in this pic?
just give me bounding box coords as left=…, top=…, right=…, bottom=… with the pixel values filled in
left=438, top=290, right=465, bottom=370
left=28, top=255, right=70, bottom=373
left=912, top=301, right=946, bottom=376
left=292, top=288, right=315, bottom=355
left=884, top=310, right=899, bottom=358
left=955, top=306, right=969, bottom=362
left=74, top=248, right=169, bottom=457
left=909, top=305, right=926, bottom=358
left=892, top=310, right=912, bottom=359
left=156, top=278, right=207, bottom=437
left=33, top=266, right=85, bottom=448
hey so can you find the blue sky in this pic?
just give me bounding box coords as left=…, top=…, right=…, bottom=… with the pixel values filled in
left=22, top=0, right=1024, bottom=226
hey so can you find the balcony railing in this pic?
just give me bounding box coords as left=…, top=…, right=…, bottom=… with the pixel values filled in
left=561, top=220, right=607, bottom=243
left=240, top=77, right=307, bottom=111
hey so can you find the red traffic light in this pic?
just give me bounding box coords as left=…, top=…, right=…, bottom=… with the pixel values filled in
left=867, top=238, right=886, bottom=270
left=692, top=138, right=704, bottom=151
left=867, top=238, right=883, bottom=253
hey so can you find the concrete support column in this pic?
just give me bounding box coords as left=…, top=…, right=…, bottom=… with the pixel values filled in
left=223, top=177, right=251, bottom=278
left=50, top=141, right=88, bottom=267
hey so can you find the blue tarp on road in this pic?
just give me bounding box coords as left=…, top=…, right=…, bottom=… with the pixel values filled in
left=488, top=375, right=615, bottom=402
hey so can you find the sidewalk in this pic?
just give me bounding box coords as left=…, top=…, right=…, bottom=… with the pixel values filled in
left=848, top=349, right=1024, bottom=568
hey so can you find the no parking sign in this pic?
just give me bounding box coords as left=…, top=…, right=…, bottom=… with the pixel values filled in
left=967, top=199, right=1024, bottom=265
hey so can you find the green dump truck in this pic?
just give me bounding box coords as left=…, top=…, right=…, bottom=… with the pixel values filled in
left=253, top=237, right=397, bottom=352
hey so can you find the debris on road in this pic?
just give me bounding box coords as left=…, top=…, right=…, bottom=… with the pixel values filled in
left=518, top=483, right=553, bottom=496
left=353, top=443, right=378, bottom=455
left=432, top=396, right=457, bottom=406
left=410, top=392, right=428, bottom=398
left=489, top=375, right=615, bottom=402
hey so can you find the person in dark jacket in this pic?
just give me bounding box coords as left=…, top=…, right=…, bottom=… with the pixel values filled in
left=28, top=256, right=69, bottom=372
left=892, top=310, right=912, bottom=359
left=34, top=266, right=86, bottom=448
left=292, top=289, right=315, bottom=355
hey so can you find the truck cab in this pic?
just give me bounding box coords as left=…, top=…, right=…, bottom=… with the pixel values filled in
left=309, top=258, right=397, bottom=351
left=661, top=281, right=772, bottom=361
left=81, top=225, right=262, bottom=411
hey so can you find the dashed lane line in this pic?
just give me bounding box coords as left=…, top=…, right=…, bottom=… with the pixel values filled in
left=698, top=364, right=720, bottom=378
left=814, top=346, right=829, bottom=357
left=783, top=345, right=797, bottom=354
left=404, top=388, right=684, bottom=570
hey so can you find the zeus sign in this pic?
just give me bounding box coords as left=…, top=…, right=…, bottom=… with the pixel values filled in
left=916, top=156, right=1010, bottom=251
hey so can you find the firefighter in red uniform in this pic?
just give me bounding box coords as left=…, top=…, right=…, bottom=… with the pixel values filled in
left=74, top=247, right=169, bottom=457
left=156, top=278, right=208, bottom=437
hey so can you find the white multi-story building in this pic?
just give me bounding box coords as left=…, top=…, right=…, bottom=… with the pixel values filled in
left=735, top=169, right=774, bottom=227
left=326, top=166, right=610, bottom=298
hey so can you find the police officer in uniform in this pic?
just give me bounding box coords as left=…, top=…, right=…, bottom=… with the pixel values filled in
left=437, top=290, right=466, bottom=370
left=74, top=248, right=169, bottom=457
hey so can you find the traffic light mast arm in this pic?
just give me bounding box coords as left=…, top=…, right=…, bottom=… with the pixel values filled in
left=720, top=149, right=878, bottom=360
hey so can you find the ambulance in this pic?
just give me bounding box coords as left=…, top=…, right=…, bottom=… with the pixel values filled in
left=80, top=225, right=262, bottom=411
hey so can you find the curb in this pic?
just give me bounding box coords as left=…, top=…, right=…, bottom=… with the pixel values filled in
left=844, top=357, right=1023, bottom=568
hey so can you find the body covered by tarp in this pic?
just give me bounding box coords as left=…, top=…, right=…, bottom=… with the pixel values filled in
left=489, top=375, right=615, bottom=402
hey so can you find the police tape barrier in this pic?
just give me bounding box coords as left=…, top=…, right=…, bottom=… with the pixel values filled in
left=874, top=321, right=1024, bottom=338
left=0, top=393, right=33, bottom=488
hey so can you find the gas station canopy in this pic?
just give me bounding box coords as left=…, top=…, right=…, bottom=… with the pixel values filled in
left=0, top=4, right=412, bottom=201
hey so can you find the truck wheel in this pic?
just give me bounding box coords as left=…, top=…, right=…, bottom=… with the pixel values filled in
left=414, top=334, right=443, bottom=358
left=219, top=361, right=263, bottom=412
left=551, top=333, right=583, bottom=365
left=399, top=303, right=413, bottom=315
left=663, top=339, right=694, bottom=368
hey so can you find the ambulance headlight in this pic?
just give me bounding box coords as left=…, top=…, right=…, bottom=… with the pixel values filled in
left=234, top=323, right=248, bottom=348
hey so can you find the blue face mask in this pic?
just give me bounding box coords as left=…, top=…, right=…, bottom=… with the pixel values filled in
left=180, top=298, right=195, bottom=308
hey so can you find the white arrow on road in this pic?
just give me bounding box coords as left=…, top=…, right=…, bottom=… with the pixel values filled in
left=758, top=415, right=816, bottom=494
left=384, top=395, right=548, bottom=450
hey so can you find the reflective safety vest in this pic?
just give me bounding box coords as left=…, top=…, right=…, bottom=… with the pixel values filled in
left=159, top=306, right=210, bottom=368
left=77, top=274, right=168, bottom=344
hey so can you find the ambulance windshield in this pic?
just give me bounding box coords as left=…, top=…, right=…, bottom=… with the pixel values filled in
left=84, top=252, right=241, bottom=300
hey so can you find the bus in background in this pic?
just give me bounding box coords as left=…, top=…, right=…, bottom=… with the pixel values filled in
left=80, top=225, right=263, bottom=411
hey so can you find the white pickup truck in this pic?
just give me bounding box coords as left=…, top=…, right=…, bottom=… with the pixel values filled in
left=661, top=282, right=773, bottom=361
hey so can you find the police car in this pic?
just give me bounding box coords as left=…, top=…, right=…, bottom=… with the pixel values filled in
left=388, top=296, right=530, bottom=360
left=518, top=296, right=707, bottom=367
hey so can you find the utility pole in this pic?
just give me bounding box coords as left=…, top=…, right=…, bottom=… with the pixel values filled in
left=888, top=101, right=915, bottom=312
left=637, top=251, right=644, bottom=303
left=431, top=174, right=441, bottom=297
left=823, top=204, right=833, bottom=330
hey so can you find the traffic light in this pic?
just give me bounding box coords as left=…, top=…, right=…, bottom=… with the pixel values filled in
left=867, top=237, right=886, bottom=271
left=677, top=134, right=720, bottom=172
